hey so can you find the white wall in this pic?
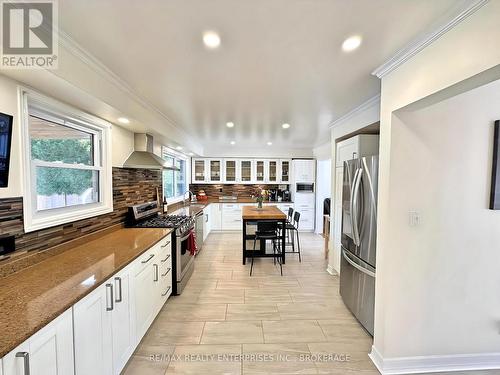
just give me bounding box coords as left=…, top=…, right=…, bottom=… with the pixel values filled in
left=374, top=0, right=500, bottom=371
left=315, top=158, right=331, bottom=234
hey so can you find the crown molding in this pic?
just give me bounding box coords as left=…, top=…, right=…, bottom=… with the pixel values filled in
left=328, top=94, right=380, bottom=129
left=56, top=30, right=190, bottom=137
left=372, top=0, right=490, bottom=79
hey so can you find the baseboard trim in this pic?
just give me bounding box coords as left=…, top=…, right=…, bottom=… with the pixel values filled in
left=326, top=264, right=337, bottom=275
left=369, top=345, right=500, bottom=374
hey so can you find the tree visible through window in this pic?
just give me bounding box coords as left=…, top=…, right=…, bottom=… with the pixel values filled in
left=162, top=148, right=187, bottom=201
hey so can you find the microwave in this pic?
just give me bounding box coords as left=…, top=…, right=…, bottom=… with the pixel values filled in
left=296, top=183, right=314, bottom=193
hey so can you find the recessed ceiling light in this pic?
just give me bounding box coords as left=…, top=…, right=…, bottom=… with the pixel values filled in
left=267, top=141, right=273, bottom=146
left=203, top=31, right=221, bottom=49
left=342, top=35, right=362, bottom=52
left=117, top=117, right=130, bottom=124
left=176, top=146, right=183, bottom=150
left=230, top=141, right=236, bottom=145
left=188, top=152, right=194, bottom=156
left=282, top=123, right=290, bottom=129
left=226, top=122, right=234, bottom=128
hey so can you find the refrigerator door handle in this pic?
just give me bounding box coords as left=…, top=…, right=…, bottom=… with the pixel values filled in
left=342, top=248, right=375, bottom=278
left=349, top=167, right=360, bottom=243
left=362, top=158, right=378, bottom=217
left=352, top=167, right=363, bottom=246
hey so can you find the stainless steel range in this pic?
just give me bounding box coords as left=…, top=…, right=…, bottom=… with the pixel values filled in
left=127, top=201, right=195, bottom=295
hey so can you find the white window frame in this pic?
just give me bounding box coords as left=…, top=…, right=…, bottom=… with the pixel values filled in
left=162, top=147, right=189, bottom=204
left=20, top=88, right=113, bottom=233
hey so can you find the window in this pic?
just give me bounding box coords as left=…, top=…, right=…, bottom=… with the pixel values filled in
left=21, top=90, right=112, bottom=232
left=162, top=147, right=188, bottom=202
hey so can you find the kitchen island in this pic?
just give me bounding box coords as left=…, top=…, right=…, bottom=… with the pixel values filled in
left=241, top=205, right=287, bottom=265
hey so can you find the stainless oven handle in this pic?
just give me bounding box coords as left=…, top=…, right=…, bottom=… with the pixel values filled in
left=179, top=233, right=192, bottom=242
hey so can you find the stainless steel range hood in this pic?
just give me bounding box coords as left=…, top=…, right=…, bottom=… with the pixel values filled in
left=123, top=134, right=179, bottom=170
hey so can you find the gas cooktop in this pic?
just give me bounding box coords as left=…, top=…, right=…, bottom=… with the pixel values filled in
left=133, top=215, right=192, bottom=229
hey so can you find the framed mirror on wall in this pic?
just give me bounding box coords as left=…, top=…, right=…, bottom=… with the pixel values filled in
left=490, top=120, right=500, bottom=210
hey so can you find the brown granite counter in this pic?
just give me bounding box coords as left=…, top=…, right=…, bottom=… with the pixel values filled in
left=0, top=227, right=172, bottom=358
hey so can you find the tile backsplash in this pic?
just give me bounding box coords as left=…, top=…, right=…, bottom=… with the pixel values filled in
left=0, top=167, right=162, bottom=273
left=189, top=184, right=289, bottom=198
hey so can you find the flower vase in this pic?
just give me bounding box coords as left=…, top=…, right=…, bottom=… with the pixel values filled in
left=257, top=201, right=263, bottom=209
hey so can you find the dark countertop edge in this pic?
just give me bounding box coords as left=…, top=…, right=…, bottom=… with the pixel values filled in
left=0, top=227, right=173, bottom=358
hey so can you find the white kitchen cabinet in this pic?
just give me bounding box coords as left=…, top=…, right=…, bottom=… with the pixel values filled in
left=224, top=159, right=239, bottom=183
left=73, top=283, right=113, bottom=375
left=111, top=266, right=135, bottom=375
left=222, top=203, right=243, bottom=230
left=208, top=159, right=223, bottom=182
left=210, top=203, right=222, bottom=230
left=192, top=159, right=208, bottom=183
left=267, top=160, right=278, bottom=183
left=203, top=206, right=211, bottom=240
left=293, top=192, right=315, bottom=231
left=2, top=310, right=74, bottom=375
left=335, top=134, right=379, bottom=168
left=292, top=159, right=316, bottom=183
left=240, top=160, right=254, bottom=183
left=132, top=251, right=157, bottom=341
left=277, top=203, right=294, bottom=216
left=254, top=160, right=266, bottom=183
left=279, top=159, right=291, bottom=183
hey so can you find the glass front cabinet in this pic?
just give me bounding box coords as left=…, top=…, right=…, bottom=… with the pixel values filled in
left=267, top=160, right=278, bottom=183
left=224, top=159, right=238, bottom=183
left=192, top=159, right=207, bottom=182
left=240, top=160, right=254, bottom=183
left=255, top=160, right=265, bottom=183
left=279, top=159, right=291, bottom=183
left=209, top=159, right=223, bottom=182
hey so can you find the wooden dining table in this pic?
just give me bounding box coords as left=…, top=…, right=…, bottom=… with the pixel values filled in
left=241, top=205, right=287, bottom=265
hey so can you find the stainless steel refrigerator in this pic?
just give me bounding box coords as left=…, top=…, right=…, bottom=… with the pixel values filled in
left=340, top=156, right=378, bottom=336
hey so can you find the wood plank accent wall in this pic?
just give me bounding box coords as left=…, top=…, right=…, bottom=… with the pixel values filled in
left=0, top=167, right=162, bottom=276
left=189, top=184, right=288, bottom=198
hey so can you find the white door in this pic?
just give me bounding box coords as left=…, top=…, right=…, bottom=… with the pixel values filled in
left=3, top=310, right=74, bottom=375
left=203, top=207, right=211, bottom=240
left=111, top=267, right=134, bottom=375
left=73, top=284, right=113, bottom=375
left=210, top=203, right=222, bottom=230
left=133, top=262, right=156, bottom=340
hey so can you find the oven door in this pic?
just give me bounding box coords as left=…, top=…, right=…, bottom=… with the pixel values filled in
left=177, top=230, right=195, bottom=281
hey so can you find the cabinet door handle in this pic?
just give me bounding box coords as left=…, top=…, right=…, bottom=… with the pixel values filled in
left=161, top=267, right=171, bottom=277
left=161, top=286, right=171, bottom=297
left=106, top=283, right=114, bottom=311
left=141, top=254, right=155, bottom=264
left=114, top=277, right=122, bottom=303
left=161, top=241, right=171, bottom=248
left=205, top=214, right=208, bottom=223
left=161, top=254, right=171, bottom=263
left=153, top=264, right=159, bottom=282
left=16, top=352, right=30, bottom=375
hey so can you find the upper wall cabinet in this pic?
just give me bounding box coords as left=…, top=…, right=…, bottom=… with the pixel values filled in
left=209, top=159, right=223, bottom=183
left=240, top=160, right=254, bottom=184
left=224, top=159, right=239, bottom=183
left=293, top=159, right=316, bottom=183
left=279, top=159, right=291, bottom=183
left=192, top=159, right=208, bottom=183
left=191, top=158, right=303, bottom=184
left=335, top=135, right=379, bottom=168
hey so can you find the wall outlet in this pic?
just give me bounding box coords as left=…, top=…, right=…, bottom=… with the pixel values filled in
left=409, top=211, right=421, bottom=227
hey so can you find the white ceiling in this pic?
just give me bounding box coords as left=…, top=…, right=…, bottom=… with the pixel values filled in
left=58, top=0, right=457, bottom=153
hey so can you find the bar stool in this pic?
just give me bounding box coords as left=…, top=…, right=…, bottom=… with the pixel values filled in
left=250, top=221, right=282, bottom=276
left=285, top=211, right=302, bottom=262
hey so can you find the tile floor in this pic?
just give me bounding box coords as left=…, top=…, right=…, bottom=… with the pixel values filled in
left=122, top=232, right=498, bottom=375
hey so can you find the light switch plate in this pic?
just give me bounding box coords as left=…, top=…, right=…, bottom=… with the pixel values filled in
left=409, top=211, right=420, bottom=227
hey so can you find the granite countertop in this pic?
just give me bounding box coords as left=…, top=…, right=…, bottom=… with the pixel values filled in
left=0, top=227, right=172, bottom=358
